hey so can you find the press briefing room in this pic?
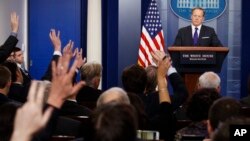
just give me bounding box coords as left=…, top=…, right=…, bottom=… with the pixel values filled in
left=1, top=0, right=250, bottom=141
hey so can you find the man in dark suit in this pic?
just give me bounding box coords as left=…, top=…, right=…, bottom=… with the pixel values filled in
left=76, top=62, right=103, bottom=109
left=12, top=47, right=32, bottom=85
left=0, top=12, right=19, bottom=63
left=173, top=7, right=223, bottom=47
left=2, top=61, right=29, bottom=103
left=0, top=66, right=13, bottom=106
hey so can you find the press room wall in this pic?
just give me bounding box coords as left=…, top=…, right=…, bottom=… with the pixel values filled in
left=28, top=0, right=82, bottom=79
left=27, top=0, right=250, bottom=98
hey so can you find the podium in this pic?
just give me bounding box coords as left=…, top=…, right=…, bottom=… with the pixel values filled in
left=167, top=47, right=229, bottom=96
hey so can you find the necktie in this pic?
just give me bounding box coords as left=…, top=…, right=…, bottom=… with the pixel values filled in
left=193, top=27, right=198, bottom=46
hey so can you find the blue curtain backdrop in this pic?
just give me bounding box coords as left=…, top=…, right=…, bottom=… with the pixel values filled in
left=241, top=0, right=250, bottom=98
left=102, top=0, right=118, bottom=90
left=29, top=0, right=82, bottom=79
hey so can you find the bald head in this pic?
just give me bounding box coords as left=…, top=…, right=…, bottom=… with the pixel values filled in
left=97, top=87, right=130, bottom=107
left=198, top=71, right=221, bottom=93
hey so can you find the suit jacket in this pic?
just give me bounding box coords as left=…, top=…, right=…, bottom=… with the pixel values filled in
left=60, top=100, right=92, bottom=116
left=0, top=93, right=12, bottom=106
left=8, top=83, right=30, bottom=103
left=76, top=86, right=102, bottom=103
left=41, top=55, right=60, bottom=81
left=0, top=35, right=18, bottom=63
left=20, top=67, right=32, bottom=86
left=173, top=25, right=223, bottom=47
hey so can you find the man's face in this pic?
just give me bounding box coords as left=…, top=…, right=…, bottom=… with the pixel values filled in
left=191, top=9, right=204, bottom=26
left=14, top=50, right=24, bottom=64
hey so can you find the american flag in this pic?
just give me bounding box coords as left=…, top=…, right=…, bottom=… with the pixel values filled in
left=138, top=0, right=165, bottom=68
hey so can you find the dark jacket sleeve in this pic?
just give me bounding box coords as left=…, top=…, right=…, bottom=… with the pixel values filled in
left=169, top=73, right=189, bottom=111
left=41, top=55, right=60, bottom=81
left=210, top=28, right=223, bottom=47
left=0, top=35, right=18, bottom=63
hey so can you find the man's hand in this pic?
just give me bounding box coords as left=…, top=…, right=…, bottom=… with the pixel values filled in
left=151, top=50, right=171, bottom=66
left=48, top=42, right=85, bottom=108
left=11, top=12, right=19, bottom=33
left=75, top=48, right=86, bottom=70
left=11, top=81, right=53, bottom=141
left=49, top=29, right=61, bottom=51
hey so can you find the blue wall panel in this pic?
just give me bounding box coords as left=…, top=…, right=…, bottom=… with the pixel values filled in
left=241, top=0, right=250, bottom=98
left=102, top=0, right=118, bottom=89
left=28, top=0, right=81, bottom=79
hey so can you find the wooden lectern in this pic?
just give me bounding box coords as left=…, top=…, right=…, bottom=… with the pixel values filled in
left=167, top=47, right=229, bottom=97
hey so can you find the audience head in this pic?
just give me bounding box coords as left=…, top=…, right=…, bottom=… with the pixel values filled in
left=12, top=47, right=24, bottom=64
left=191, top=7, right=205, bottom=26
left=88, top=103, right=138, bottom=141
left=1, top=61, right=22, bottom=83
left=80, top=61, right=102, bottom=89
left=187, top=88, right=220, bottom=121
left=97, top=87, right=130, bottom=107
left=145, top=65, right=157, bottom=93
left=212, top=117, right=250, bottom=141
left=208, top=97, right=241, bottom=134
left=0, top=66, right=11, bottom=92
left=0, top=102, right=20, bottom=141
left=122, top=64, right=147, bottom=94
left=198, top=71, right=221, bottom=93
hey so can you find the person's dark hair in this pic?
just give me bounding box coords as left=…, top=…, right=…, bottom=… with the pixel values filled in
left=122, top=64, right=147, bottom=94
left=209, top=97, right=241, bottom=130
left=212, top=117, right=250, bottom=141
left=12, top=47, right=21, bottom=53
left=187, top=88, right=220, bottom=121
left=87, top=103, right=138, bottom=141
left=0, top=66, right=11, bottom=88
left=1, top=61, right=19, bottom=82
left=0, top=102, right=20, bottom=141
left=192, top=7, right=205, bottom=16
left=145, top=65, right=157, bottom=94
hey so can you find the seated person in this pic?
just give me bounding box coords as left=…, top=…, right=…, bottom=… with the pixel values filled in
left=86, top=103, right=138, bottom=141
left=175, top=88, right=221, bottom=141
left=76, top=62, right=103, bottom=109
left=212, top=117, right=250, bottom=141
left=204, top=97, right=241, bottom=141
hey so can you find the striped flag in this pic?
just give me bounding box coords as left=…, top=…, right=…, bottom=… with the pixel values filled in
left=138, top=0, right=165, bottom=68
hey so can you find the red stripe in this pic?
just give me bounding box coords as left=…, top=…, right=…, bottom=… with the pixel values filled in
left=153, top=37, right=160, bottom=50
left=158, top=31, right=165, bottom=49
left=141, top=33, right=154, bottom=53
left=138, top=44, right=150, bottom=67
left=138, top=56, right=145, bottom=67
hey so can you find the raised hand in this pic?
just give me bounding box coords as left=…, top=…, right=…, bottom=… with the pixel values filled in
left=63, top=40, right=74, bottom=58
left=75, top=48, right=86, bottom=70
left=151, top=50, right=171, bottom=65
left=11, top=81, right=53, bottom=141
left=48, top=43, right=85, bottom=108
left=49, top=29, right=61, bottom=51
left=157, top=57, right=171, bottom=78
left=10, top=12, right=19, bottom=33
